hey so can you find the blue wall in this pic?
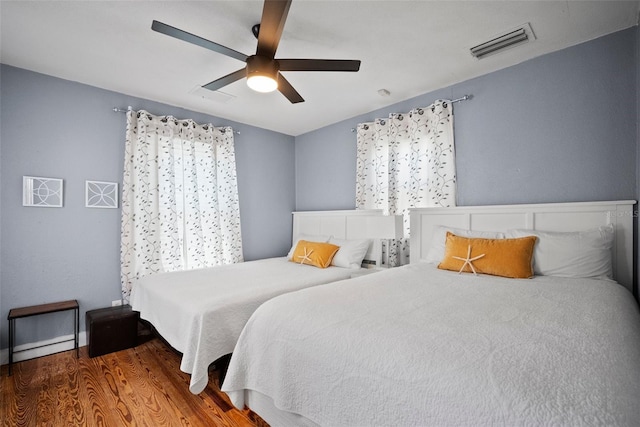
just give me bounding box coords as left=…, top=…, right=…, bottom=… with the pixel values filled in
left=0, top=65, right=296, bottom=348
left=295, top=27, right=637, bottom=210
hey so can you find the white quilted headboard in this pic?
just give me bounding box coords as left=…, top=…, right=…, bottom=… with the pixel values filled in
left=410, top=200, right=636, bottom=293
left=292, top=210, right=399, bottom=268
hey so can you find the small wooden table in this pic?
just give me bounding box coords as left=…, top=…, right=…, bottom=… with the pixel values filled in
left=7, top=299, right=79, bottom=376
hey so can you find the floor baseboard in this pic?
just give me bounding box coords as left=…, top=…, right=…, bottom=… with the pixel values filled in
left=0, top=332, right=87, bottom=365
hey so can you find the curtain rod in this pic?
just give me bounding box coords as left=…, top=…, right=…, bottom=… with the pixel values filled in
left=450, top=94, right=473, bottom=103
left=112, top=106, right=240, bottom=135
left=350, top=94, right=473, bottom=132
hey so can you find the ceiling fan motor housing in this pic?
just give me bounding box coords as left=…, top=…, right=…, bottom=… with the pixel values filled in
left=246, top=55, right=279, bottom=82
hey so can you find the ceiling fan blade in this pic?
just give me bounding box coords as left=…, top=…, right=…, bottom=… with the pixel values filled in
left=256, top=0, right=292, bottom=58
left=202, top=68, right=247, bottom=91
left=278, top=59, right=361, bottom=72
left=152, top=20, right=248, bottom=63
left=277, top=73, right=304, bottom=104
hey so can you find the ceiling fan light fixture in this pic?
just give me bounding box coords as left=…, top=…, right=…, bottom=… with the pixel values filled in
left=247, top=74, right=278, bottom=92
left=246, top=55, right=279, bottom=93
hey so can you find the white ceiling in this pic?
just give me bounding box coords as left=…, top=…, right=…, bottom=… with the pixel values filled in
left=1, top=1, right=638, bottom=136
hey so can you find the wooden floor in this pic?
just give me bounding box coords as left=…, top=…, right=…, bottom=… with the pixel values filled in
left=0, top=338, right=268, bottom=427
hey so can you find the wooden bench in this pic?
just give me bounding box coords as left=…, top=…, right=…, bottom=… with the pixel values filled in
left=7, top=299, right=79, bottom=376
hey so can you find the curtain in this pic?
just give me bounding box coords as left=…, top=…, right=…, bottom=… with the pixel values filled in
left=120, top=110, right=243, bottom=301
left=356, top=100, right=456, bottom=266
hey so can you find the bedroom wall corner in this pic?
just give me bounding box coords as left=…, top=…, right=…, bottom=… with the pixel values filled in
left=234, top=126, right=296, bottom=261
left=293, top=124, right=358, bottom=211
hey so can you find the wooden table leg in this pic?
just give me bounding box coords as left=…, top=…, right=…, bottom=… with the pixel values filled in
left=8, top=318, right=14, bottom=376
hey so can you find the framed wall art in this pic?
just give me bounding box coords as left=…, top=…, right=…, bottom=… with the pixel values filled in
left=86, top=180, right=118, bottom=209
left=23, top=176, right=64, bottom=207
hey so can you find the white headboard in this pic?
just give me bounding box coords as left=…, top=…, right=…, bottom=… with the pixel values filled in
left=410, top=200, right=636, bottom=293
left=292, top=210, right=393, bottom=268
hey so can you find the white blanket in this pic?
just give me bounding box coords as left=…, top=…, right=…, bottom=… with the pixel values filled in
left=130, top=257, right=359, bottom=394
left=222, top=263, right=640, bottom=426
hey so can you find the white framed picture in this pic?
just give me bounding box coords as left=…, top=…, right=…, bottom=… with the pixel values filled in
left=23, top=176, right=64, bottom=207
left=85, top=180, right=118, bottom=208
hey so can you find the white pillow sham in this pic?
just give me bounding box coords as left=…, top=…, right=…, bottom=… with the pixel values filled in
left=287, top=234, right=330, bottom=260
left=506, top=224, right=614, bottom=279
left=425, top=225, right=505, bottom=264
left=329, top=237, right=372, bottom=269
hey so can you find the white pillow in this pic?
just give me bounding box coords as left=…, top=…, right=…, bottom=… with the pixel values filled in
left=425, top=225, right=505, bottom=264
left=329, top=238, right=372, bottom=269
left=287, top=234, right=330, bottom=260
left=506, top=225, right=614, bottom=279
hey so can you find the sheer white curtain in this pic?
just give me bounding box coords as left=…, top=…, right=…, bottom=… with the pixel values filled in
left=356, top=100, right=456, bottom=266
left=120, top=110, right=243, bottom=301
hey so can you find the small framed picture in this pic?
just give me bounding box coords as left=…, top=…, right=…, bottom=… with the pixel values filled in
left=85, top=180, right=118, bottom=209
left=23, top=176, right=64, bottom=207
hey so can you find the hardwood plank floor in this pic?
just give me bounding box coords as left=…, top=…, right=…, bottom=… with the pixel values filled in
left=0, top=338, right=268, bottom=427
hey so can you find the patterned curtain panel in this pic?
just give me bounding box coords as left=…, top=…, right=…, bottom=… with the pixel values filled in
left=120, top=110, right=243, bottom=301
left=356, top=100, right=456, bottom=266
left=356, top=119, right=390, bottom=212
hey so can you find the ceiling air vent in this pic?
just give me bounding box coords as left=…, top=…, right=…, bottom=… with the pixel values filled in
left=189, top=86, right=236, bottom=104
left=470, top=23, right=535, bottom=59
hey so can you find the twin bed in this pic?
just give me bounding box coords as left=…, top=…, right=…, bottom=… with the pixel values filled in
left=220, top=200, right=640, bottom=426
left=130, top=209, right=394, bottom=394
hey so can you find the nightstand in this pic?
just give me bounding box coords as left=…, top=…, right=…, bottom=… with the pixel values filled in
left=86, top=305, right=139, bottom=357
left=8, top=299, right=79, bottom=376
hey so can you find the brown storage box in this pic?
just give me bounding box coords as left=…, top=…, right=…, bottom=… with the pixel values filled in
left=86, top=305, right=139, bottom=357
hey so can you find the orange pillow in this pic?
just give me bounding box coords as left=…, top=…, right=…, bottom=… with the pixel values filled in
left=438, top=232, right=537, bottom=279
left=290, top=240, right=340, bottom=269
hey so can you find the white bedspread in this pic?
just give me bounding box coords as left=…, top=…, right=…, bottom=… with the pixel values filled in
left=129, top=257, right=358, bottom=394
left=222, top=263, right=640, bottom=426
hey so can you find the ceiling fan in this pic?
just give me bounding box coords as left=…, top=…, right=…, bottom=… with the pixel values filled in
left=151, top=0, right=361, bottom=104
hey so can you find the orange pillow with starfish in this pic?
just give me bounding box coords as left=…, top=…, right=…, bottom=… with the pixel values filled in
left=290, top=240, right=340, bottom=269
left=438, top=232, right=537, bottom=279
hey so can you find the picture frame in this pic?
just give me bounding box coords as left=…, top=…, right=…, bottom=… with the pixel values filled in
left=85, top=180, right=118, bottom=209
left=23, top=176, right=64, bottom=207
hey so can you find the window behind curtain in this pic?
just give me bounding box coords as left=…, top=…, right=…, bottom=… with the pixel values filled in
left=121, top=110, right=243, bottom=302
left=356, top=100, right=456, bottom=266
